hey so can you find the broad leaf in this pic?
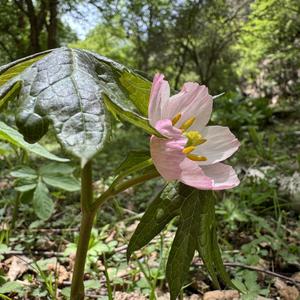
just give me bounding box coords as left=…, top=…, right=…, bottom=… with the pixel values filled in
left=128, top=185, right=236, bottom=299
left=42, top=175, right=80, bottom=192
left=11, top=166, right=37, bottom=179
left=0, top=48, right=162, bottom=167
left=118, top=71, right=151, bottom=116
left=14, top=48, right=110, bottom=165
left=127, top=183, right=183, bottom=260
left=39, top=162, right=75, bottom=176
left=33, top=181, right=54, bottom=220
left=0, top=121, right=68, bottom=162
left=0, top=47, right=159, bottom=165
left=15, top=184, right=37, bottom=192
left=166, top=189, right=201, bottom=299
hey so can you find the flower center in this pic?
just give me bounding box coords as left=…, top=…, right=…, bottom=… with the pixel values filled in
left=171, top=114, right=207, bottom=162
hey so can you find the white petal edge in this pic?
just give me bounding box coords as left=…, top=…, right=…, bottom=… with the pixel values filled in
left=193, top=126, right=240, bottom=165
left=201, top=163, right=240, bottom=190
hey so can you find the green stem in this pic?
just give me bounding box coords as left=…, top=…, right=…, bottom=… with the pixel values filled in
left=70, top=161, right=95, bottom=300
left=103, top=254, right=113, bottom=300
left=11, top=192, right=21, bottom=231
left=92, top=169, right=160, bottom=210
left=70, top=164, right=160, bottom=299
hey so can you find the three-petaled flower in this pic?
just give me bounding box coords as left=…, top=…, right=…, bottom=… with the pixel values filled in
left=149, top=74, right=240, bottom=190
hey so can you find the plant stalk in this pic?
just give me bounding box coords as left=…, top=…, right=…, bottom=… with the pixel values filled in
left=70, top=161, right=95, bottom=300
left=70, top=163, right=160, bottom=299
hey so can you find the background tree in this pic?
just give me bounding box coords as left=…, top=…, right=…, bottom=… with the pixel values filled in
left=0, top=0, right=77, bottom=64
left=235, top=0, right=300, bottom=99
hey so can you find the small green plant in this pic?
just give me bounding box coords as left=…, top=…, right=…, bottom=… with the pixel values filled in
left=11, top=162, right=80, bottom=220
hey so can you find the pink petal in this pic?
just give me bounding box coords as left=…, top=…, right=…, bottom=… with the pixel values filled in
left=155, top=119, right=183, bottom=139
left=201, top=163, right=240, bottom=190
left=193, top=126, right=240, bottom=165
left=148, top=73, right=170, bottom=127
left=162, top=82, right=213, bottom=128
left=179, top=158, right=213, bottom=189
left=150, top=121, right=187, bottom=181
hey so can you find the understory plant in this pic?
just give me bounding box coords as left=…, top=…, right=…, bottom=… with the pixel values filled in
left=0, top=47, right=240, bottom=299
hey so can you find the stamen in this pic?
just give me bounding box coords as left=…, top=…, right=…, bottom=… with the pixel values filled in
left=187, top=154, right=207, bottom=161
left=182, top=146, right=196, bottom=154
left=184, top=131, right=207, bottom=146
left=172, top=113, right=182, bottom=126
left=180, top=117, right=196, bottom=131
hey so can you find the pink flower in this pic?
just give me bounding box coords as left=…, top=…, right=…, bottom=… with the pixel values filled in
left=149, top=74, right=240, bottom=190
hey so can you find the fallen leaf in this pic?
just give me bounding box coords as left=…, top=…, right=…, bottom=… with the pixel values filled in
left=48, top=263, right=69, bottom=284
left=274, top=278, right=299, bottom=300
left=6, top=256, right=30, bottom=281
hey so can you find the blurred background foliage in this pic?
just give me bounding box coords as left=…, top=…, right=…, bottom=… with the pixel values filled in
left=0, top=0, right=299, bottom=299
left=1, top=0, right=299, bottom=100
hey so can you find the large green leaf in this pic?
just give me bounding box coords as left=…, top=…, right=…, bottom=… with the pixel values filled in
left=33, top=181, right=54, bottom=220
left=0, top=121, right=68, bottom=162
left=0, top=48, right=159, bottom=165
left=128, top=185, right=236, bottom=300
left=14, top=48, right=111, bottom=165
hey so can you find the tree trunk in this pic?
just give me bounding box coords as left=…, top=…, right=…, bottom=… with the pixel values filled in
left=47, top=0, right=58, bottom=49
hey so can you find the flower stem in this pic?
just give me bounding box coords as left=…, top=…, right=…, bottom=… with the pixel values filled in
left=92, top=168, right=160, bottom=210
left=70, top=163, right=160, bottom=299
left=70, top=161, right=95, bottom=300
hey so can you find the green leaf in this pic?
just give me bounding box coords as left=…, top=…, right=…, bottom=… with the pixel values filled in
left=33, top=181, right=54, bottom=220
left=103, top=95, right=161, bottom=137
left=0, top=52, right=48, bottom=87
left=127, top=183, right=184, bottom=260
left=42, top=175, right=80, bottom=192
left=118, top=71, right=151, bottom=116
left=0, top=281, right=25, bottom=294
left=1, top=48, right=159, bottom=164
left=39, top=162, right=75, bottom=176
left=0, top=81, right=22, bottom=112
left=196, top=192, right=236, bottom=290
left=15, top=184, right=37, bottom=192
left=166, top=188, right=201, bottom=300
left=116, top=151, right=150, bottom=173
left=115, top=151, right=152, bottom=179
left=0, top=121, right=69, bottom=162
left=128, top=185, right=235, bottom=300
left=11, top=166, right=37, bottom=179
left=14, top=48, right=111, bottom=165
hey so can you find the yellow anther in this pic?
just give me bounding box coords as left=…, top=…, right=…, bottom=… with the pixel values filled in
left=180, top=117, right=196, bottom=131
left=182, top=146, right=196, bottom=154
left=187, top=154, right=207, bottom=161
left=172, top=113, right=182, bottom=126
left=184, top=131, right=207, bottom=146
